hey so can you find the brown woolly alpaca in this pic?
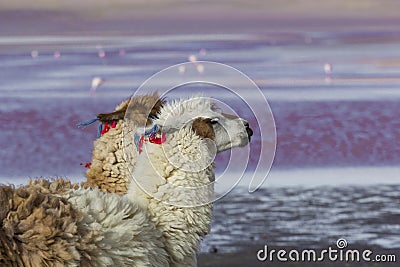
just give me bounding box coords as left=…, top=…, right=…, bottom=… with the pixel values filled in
left=0, top=179, right=81, bottom=266
left=84, top=93, right=164, bottom=195
left=0, top=178, right=169, bottom=267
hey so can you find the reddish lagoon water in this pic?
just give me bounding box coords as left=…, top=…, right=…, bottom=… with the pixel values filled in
left=0, top=31, right=399, bottom=251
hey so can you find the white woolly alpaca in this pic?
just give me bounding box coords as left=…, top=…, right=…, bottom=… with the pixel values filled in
left=126, top=96, right=253, bottom=266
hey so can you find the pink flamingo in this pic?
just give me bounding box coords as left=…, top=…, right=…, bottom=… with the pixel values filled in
left=90, top=76, right=105, bottom=95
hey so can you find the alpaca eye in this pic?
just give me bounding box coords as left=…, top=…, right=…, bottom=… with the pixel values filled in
left=210, top=118, right=219, bottom=125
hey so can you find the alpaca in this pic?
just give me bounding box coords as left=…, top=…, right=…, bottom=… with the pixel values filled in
left=84, top=93, right=164, bottom=194
left=126, top=96, right=253, bottom=266
left=0, top=96, right=253, bottom=267
left=0, top=179, right=169, bottom=267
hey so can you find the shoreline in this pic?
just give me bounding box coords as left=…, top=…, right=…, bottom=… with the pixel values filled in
left=2, top=166, right=400, bottom=190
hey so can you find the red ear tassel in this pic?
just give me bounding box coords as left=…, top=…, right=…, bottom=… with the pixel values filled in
left=111, top=120, right=117, bottom=128
left=100, top=120, right=116, bottom=135
left=101, top=121, right=110, bottom=135
left=149, top=133, right=166, bottom=144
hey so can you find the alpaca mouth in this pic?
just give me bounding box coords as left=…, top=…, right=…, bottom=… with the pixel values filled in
left=246, top=126, right=253, bottom=142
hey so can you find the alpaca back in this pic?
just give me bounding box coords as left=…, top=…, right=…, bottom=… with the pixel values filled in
left=64, top=188, right=169, bottom=267
left=0, top=180, right=170, bottom=267
left=0, top=183, right=81, bottom=267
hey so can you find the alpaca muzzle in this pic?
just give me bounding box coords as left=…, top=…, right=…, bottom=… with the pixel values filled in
left=243, top=121, right=253, bottom=141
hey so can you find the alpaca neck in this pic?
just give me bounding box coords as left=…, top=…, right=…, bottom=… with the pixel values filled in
left=126, top=139, right=215, bottom=213
left=127, top=130, right=216, bottom=207
left=127, top=133, right=215, bottom=265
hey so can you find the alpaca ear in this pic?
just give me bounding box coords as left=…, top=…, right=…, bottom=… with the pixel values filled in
left=97, top=95, right=165, bottom=124
left=192, top=117, right=215, bottom=140
left=146, top=98, right=165, bottom=125
left=97, top=109, right=126, bottom=122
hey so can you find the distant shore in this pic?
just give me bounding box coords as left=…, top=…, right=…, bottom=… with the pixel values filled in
left=1, top=0, right=400, bottom=36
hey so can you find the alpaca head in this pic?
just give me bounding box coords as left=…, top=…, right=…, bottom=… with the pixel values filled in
left=133, top=96, right=253, bottom=175
left=151, top=96, right=253, bottom=153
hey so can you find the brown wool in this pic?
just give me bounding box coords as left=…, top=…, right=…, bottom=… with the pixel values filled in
left=0, top=181, right=83, bottom=266
left=192, top=118, right=215, bottom=140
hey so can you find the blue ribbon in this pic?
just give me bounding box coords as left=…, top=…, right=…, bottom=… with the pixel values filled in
left=134, top=124, right=159, bottom=150
left=76, top=118, right=99, bottom=128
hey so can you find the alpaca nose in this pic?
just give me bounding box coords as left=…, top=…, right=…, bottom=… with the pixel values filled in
left=242, top=121, right=253, bottom=140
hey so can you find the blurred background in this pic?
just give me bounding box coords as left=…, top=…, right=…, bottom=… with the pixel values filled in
left=0, top=1, right=399, bottom=266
